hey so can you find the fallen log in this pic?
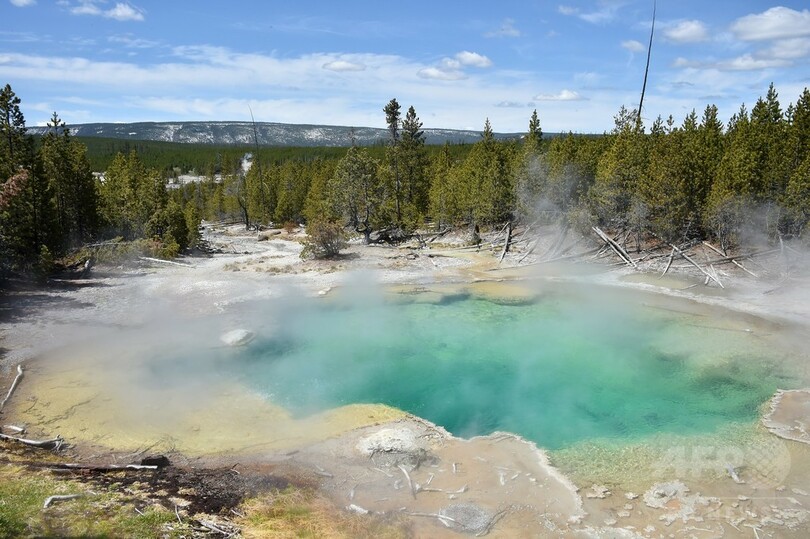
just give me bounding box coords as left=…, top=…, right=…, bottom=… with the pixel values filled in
left=138, top=257, right=193, bottom=268
left=0, top=364, right=23, bottom=412
left=592, top=227, right=637, bottom=269
left=0, top=432, right=65, bottom=450
left=659, top=247, right=676, bottom=278
left=668, top=243, right=724, bottom=288
left=702, top=242, right=758, bottom=277
left=48, top=462, right=159, bottom=472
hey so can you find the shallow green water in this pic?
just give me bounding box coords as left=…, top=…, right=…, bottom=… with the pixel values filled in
left=229, top=287, right=798, bottom=450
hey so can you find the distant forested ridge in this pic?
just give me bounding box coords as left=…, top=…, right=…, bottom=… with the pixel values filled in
left=2, top=82, right=809, bottom=275
left=25, top=121, right=524, bottom=147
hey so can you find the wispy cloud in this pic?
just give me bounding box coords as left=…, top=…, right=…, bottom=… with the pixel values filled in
left=534, top=89, right=585, bottom=101
left=621, top=40, right=645, bottom=53
left=558, top=2, right=624, bottom=24
left=663, top=20, right=709, bottom=43
left=674, top=54, right=790, bottom=71
left=322, top=59, right=366, bottom=72
left=731, top=7, right=810, bottom=41
left=10, top=0, right=36, bottom=7
left=68, top=1, right=144, bottom=21
left=108, top=34, right=159, bottom=48
left=485, top=18, right=521, bottom=38
left=495, top=101, right=533, bottom=108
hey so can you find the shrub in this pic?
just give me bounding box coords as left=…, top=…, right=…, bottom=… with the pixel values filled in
left=300, top=220, right=347, bottom=259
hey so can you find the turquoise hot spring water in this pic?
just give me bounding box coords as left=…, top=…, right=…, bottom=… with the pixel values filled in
left=198, top=284, right=803, bottom=452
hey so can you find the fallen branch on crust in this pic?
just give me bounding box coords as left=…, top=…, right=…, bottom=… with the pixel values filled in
left=668, top=242, right=724, bottom=288
left=138, top=257, right=193, bottom=268
left=592, top=227, right=637, bottom=269
left=43, top=493, right=87, bottom=509
left=0, top=364, right=23, bottom=412
left=47, top=462, right=158, bottom=472
left=0, top=432, right=64, bottom=450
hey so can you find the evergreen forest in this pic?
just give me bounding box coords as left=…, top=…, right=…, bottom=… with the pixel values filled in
left=1, top=82, right=809, bottom=275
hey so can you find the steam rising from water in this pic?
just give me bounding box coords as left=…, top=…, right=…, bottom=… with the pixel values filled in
left=139, top=278, right=802, bottom=450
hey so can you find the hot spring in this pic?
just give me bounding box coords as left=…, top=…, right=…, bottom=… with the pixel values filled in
left=13, top=279, right=806, bottom=471
left=139, top=281, right=803, bottom=448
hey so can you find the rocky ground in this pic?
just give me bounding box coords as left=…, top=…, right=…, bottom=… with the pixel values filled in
left=1, top=222, right=810, bottom=538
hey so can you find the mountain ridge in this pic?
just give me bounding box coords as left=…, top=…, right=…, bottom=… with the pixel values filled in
left=27, top=120, right=529, bottom=147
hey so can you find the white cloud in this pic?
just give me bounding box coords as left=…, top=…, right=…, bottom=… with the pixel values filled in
left=485, top=18, right=521, bottom=38
left=322, top=60, right=366, bottom=72
left=71, top=0, right=100, bottom=15
left=416, top=51, right=491, bottom=81
left=108, top=34, right=159, bottom=48
left=664, top=20, right=709, bottom=43
left=534, top=89, right=585, bottom=101
left=621, top=40, right=645, bottom=53
left=674, top=54, right=790, bottom=71
left=105, top=3, right=144, bottom=22
left=763, top=38, right=810, bottom=61
left=69, top=1, right=144, bottom=21
left=10, top=0, right=36, bottom=7
left=455, top=51, right=492, bottom=68
left=731, top=7, right=810, bottom=41
left=417, top=66, right=466, bottom=81
left=495, top=101, right=531, bottom=108
left=559, top=2, right=623, bottom=24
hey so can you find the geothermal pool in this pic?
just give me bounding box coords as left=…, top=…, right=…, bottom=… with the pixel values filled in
left=145, top=283, right=802, bottom=451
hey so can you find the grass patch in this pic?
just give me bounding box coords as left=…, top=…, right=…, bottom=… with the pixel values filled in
left=0, top=465, right=187, bottom=538
left=237, top=487, right=408, bottom=539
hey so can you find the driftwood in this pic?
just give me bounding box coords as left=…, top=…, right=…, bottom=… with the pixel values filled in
left=667, top=243, right=724, bottom=288
left=702, top=242, right=758, bottom=277
left=660, top=247, right=675, bottom=278
left=0, top=364, right=23, bottom=412
left=0, top=432, right=65, bottom=450
left=1, top=425, right=25, bottom=435
left=593, top=227, right=637, bottom=269
left=47, top=462, right=159, bottom=472
left=43, top=493, right=86, bottom=508
left=138, top=257, right=193, bottom=268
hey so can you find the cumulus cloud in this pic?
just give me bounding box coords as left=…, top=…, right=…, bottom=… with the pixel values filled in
left=731, top=7, right=810, bottom=41
left=417, top=51, right=491, bottom=80
left=69, top=1, right=144, bottom=21
left=455, top=51, right=492, bottom=68
left=106, top=3, right=144, bottom=21
left=621, top=40, right=645, bottom=53
left=322, top=59, right=366, bottom=72
left=534, top=89, right=585, bottom=101
left=485, top=18, right=521, bottom=38
left=10, top=0, right=36, bottom=7
left=664, top=20, right=709, bottom=43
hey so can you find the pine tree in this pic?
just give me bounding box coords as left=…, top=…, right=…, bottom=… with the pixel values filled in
left=0, top=84, right=32, bottom=180
left=398, top=105, right=429, bottom=225
left=328, top=146, right=382, bottom=243
left=40, top=112, right=98, bottom=249
left=383, top=98, right=402, bottom=222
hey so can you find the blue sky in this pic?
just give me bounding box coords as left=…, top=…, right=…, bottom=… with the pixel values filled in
left=2, top=1, right=809, bottom=133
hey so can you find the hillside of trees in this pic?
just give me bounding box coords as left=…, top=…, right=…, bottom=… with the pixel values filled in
left=1, top=82, right=809, bottom=276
